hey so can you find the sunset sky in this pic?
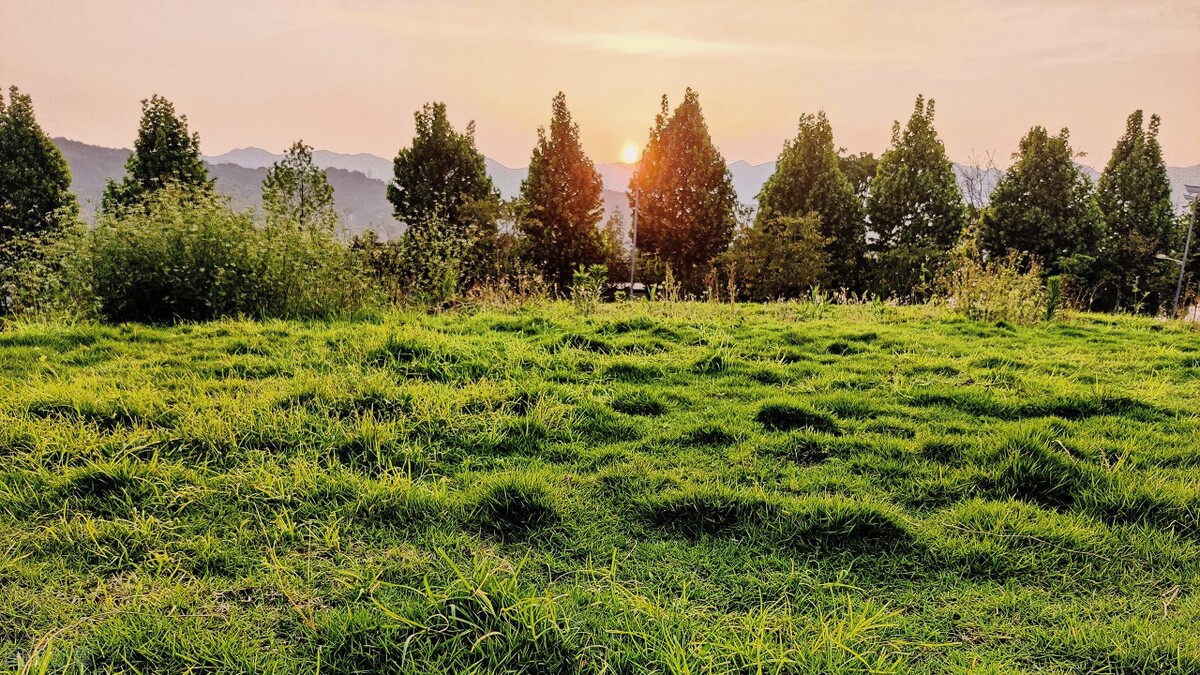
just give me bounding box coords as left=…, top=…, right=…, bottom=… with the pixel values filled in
left=2, top=0, right=1198, bottom=168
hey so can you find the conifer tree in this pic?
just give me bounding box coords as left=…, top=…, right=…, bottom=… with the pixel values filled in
left=980, top=126, right=1102, bottom=278
left=519, top=92, right=605, bottom=290
left=756, top=112, right=864, bottom=289
left=0, top=86, right=79, bottom=276
left=630, top=89, right=738, bottom=295
left=387, top=102, right=497, bottom=230
left=867, top=96, right=966, bottom=296
left=102, top=95, right=212, bottom=210
left=262, top=141, right=337, bottom=231
left=1095, top=111, right=1176, bottom=311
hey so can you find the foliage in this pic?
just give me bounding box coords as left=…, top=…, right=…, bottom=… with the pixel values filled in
left=519, top=93, right=605, bottom=290
left=837, top=151, right=879, bottom=200
left=101, top=95, right=213, bottom=211
left=352, top=216, right=464, bottom=307
left=0, top=86, right=80, bottom=314
left=980, top=126, right=1103, bottom=279
left=867, top=96, right=967, bottom=298
left=598, top=209, right=631, bottom=284
left=937, top=230, right=1046, bottom=323
left=1095, top=110, right=1177, bottom=312
left=386, top=102, right=498, bottom=230
left=757, top=112, right=865, bottom=289
left=727, top=213, right=828, bottom=301
left=569, top=263, right=607, bottom=316
left=77, top=186, right=371, bottom=322
left=262, top=140, right=338, bottom=232
left=630, top=89, right=739, bottom=296
left=2, top=302, right=1200, bottom=672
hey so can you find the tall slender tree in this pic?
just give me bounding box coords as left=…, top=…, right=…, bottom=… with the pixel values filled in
left=756, top=112, right=865, bottom=289
left=102, top=95, right=212, bottom=210
left=387, top=102, right=497, bottom=230
left=980, top=126, right=1102, bottom=278
left=629, top=89, right=738, bottom=295
left=867, top=96, right=966, bottom=296
left=262, top=141, right=337, bottom=231
left=1095, top=111, right=1176, bottom=311
left=519, top=92, right=605, bottom=290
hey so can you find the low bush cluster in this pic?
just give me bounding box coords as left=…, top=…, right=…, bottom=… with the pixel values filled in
left=43, top=186, right=373, bottom=322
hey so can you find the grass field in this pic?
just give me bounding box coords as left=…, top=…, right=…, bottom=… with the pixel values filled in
left=2, top=301, right=1199, bottom=674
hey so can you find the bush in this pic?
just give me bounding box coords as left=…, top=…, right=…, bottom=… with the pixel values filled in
left=77, top=186, right=372, bottom=322
left=937, top=232, right=1045, bottom=323
left=570, top=263, right=607, bottom=316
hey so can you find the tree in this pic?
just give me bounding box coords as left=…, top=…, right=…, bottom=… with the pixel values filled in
left=1095, top=111, right=1176, bottom=312
left=519, top=92, right=605, bottom=290
left=727, top=213, right=827, bottom=301
left=756, top=112, right=864, bottom=289
left=867, top=95, right=967, bottom=297
left=629, top=89, right=738, bottom=295
left=387, top=102, right=497, bottom=229
left=0, top=86, right=79, bottom=314
left=262, top=141, right=337, bottom=231
left=102, top=95, right=212, bottom=210
left=0, top=87, right=79, bottom=264
left=599, top=208, right=631, bottom=283
left=980, top=126, right=1102, bottom=278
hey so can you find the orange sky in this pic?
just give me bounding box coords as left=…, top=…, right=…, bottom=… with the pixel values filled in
left=3, top=0, right=1198, bottom=168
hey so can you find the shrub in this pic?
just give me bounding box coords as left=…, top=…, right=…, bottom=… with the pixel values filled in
left=76, top=185, right=371, bottom=322
left=570, top=263, right=607, bottom=316
left=937, top=231, right=1045, bottom=323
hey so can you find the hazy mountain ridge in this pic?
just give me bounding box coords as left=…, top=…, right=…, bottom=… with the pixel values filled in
left=54, top=139, right=1199, bottom=240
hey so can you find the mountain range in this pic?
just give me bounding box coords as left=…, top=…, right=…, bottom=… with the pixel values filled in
left=52, top=139, right=1200, bottom=239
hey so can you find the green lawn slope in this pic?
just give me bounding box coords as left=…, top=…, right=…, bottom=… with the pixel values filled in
left=1, top=302, right=1198, bottom=673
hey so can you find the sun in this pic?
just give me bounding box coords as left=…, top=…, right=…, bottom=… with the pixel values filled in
left=621, top=142, right=640, bottom=164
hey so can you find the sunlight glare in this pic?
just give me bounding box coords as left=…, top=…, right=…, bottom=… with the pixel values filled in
left=621, top=142, right=640, bottom=164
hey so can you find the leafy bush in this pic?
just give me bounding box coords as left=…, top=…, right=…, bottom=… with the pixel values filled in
left=937, top=233, right=1046, bottom=323
left=76, top=185, right=372, bottom=322
left=570, top=263, right=607, bottom=316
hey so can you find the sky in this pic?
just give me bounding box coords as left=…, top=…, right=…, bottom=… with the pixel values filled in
left=2, top=0, right=1198, bottom=169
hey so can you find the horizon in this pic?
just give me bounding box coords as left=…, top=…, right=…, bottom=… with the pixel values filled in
left=4, top=1, right=1199, bottom=170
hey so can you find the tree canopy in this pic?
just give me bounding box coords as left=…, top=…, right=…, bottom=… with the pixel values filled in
left=1095, top=110, right=1176, bottom=311
left=867, top=95, right=966, bottom=296
left=0, top=86, right=78, bottom=256
left=387, top=102, right=497, bottom=229
left=102, top=95, right=212, bottom=210
left=980, top=126, right=1102, bottom=277
left=519, top=92, right=605, bottom=290
left=756, top=112, right=864, bottom=289
left=629, top=89, right=738, bottom=295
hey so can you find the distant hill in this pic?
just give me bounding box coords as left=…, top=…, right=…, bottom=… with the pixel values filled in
left=55, top=138, right=402, bottom=237
left=53, top=139, right=1200, bottom=238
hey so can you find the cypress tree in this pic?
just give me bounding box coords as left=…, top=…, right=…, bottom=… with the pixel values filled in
left=519, top=92, right=605, bottom=290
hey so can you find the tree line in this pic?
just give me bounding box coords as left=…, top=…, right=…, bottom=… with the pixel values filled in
left=1, top=85, right=1196, bottom=318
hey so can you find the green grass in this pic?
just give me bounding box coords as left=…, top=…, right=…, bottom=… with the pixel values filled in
left=1, top=301, right=1199, bottom=673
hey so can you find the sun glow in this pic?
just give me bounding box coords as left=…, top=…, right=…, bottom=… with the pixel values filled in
left=621, top=142, right=640, bottom=164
